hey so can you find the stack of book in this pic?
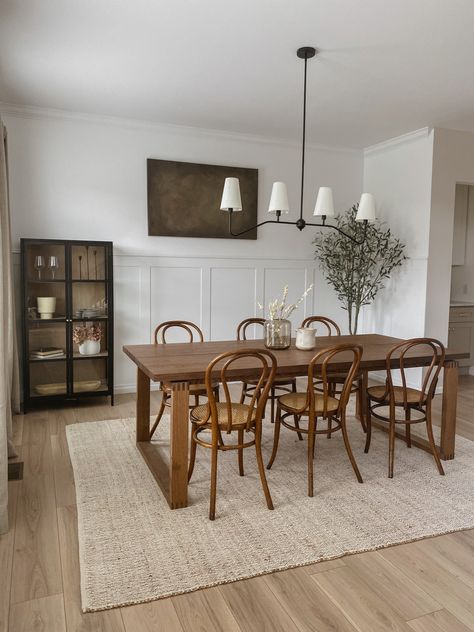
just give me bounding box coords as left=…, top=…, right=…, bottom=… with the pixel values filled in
left=30, top=347, right=65, bottom=360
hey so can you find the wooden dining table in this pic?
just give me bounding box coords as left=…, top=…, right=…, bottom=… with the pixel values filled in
left=123, top=333, right=466, bottom=509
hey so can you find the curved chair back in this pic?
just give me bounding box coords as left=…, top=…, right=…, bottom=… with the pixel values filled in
left=300, top=316, right=341, bottom=336
left=153, top=320, right=204, bottom=344
left=201, top=349, right=277, bottom=438
left=236, top=318, right=265, bottom=341
left=291, top=344, right=362, bottom=418
left=385, top=338, right=445, bottom=408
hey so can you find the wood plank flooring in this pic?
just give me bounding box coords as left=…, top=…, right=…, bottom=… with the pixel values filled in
left=3, top=376, right=474, bottom=632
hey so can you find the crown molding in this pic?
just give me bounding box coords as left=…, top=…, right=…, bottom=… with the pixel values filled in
left=363, top=127, right=432, bottom=157
left=0, top=101, right=362, bottom=156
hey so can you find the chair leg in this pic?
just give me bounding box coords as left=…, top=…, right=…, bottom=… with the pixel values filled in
left=239, top=383, right=247, bottom=405
left=149, top=392, right=167, bottom=439
left=255, top=425, right=274, bottom=510
left=307, top=415, right=316, bottom=497
left=238, top=428, right=244, bottom=476
left=270, top=387, right=275, bottom=423
left=405, top=407, right=412, bottom=448
left=214, top=386, right=220, bottom=402
left=267, top=405, right=281, bottom=469
left=426, top=409, right=445, bottom=476
left=209, top=442, right=219, bottom=521
left=290, top=381, right=303, bottom=439
left=388, top=417, right=395, bottom=478
left=327, top=416, right=332, bottom=439
left=340, top=412, right=363, bottom=483
left=364, top=403, right=372, bottom=454
left=188, top=429, right=197, bottom=482
left=358, top=376, right=367, bottom=433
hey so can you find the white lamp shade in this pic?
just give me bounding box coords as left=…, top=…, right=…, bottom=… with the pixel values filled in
left=268, top=181, right=290, bottom=214
left=314, top=187, right=335, bottom=217
left=220, top=177, right=242, bottom=211
left=356, top=193, right=376, bottom=222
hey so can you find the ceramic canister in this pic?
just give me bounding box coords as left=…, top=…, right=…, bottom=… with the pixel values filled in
left=295, top=327, right=316, bottom=350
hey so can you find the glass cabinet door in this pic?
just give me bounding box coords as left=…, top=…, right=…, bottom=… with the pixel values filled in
left=70, top=244, right=110, bottom=396
left=24, top=241, right=68, bottom=400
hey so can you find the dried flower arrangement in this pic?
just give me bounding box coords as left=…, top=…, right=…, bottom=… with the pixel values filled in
left=72, top=323, right=102, bottom=345
left=258, top=284, right=314, bottom=321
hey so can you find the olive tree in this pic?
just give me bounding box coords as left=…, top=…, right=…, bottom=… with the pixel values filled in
left=313, top=205, right=407, bottom=335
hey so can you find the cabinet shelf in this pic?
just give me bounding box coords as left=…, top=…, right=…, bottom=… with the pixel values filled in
left=21, top=238, right=114, bottom=410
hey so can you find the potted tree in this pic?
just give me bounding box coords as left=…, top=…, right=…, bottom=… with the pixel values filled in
left=313, top=205, right=407, bottom=334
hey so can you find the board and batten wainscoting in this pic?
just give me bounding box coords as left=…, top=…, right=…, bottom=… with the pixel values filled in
left=13, top=251, right=433, bottom=396
left=112, top=254, right=321, bottom=393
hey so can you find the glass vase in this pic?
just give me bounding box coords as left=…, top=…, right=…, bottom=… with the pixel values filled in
left=264, top=318, right=291, bottom=350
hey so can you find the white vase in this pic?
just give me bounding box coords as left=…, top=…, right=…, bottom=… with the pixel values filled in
left=37, top=296, right=56, bottom=319
left=78, top=340, right=100, bottom=356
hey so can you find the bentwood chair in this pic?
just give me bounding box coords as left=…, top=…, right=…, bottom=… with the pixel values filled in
left=301, top=316, right=367, bottom=435
left=267, top=344, right=364, bottom=497
left=237, top=318, right=298, bottom=426
left=364, top=338, right=445, bottom=478
left=189, top=348, right=277, bottom=520
left=149, top=320, right=219, bottom=440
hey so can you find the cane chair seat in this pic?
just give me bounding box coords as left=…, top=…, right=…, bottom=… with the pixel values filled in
left=279, top=392, right=339, bottom=415
left=367, top=385, right=425, bottom=405
left=191, top=402, right=257, bottom=428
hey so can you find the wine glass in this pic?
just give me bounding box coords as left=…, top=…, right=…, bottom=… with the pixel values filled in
left=34, top=255, right=45, bottom=280
left=48, top=255, right=59, bottom=280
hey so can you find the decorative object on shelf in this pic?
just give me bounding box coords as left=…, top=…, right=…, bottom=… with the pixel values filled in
left=258, top=284, right=313, bottom=349
left=48, top=255, right=59, bottom=279
left=27, top=306, right=37, bottom=320
left=295, top=327, right=316, bottom=350
left=37, top=296, right=56, bottom=319
left=93, top=249, right=98, bottom=279
left=34, top=255, right=45, bottom=280
left=73, top=323, right=102, bottom=355
left=35, top=380, right=101, bottom=395
left=30, top=347, right=65, bottom=360
left=147, top=158, right=258, bottom=239
left=219, top=47, right=376, bottom=243
left=86, top=246, right=90, bottom=279
left=78, top=254, right=83, bottom=280
left=313, top=205, right=407, bottom=334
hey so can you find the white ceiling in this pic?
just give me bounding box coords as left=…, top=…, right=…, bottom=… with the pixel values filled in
left=1, top=0, right=474, bottom=148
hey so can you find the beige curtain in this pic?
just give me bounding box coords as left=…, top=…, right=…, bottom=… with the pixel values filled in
left=0, top=120, right=20, bottom=534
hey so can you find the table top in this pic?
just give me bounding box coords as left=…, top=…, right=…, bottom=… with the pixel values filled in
left=123, top=334, right=467, bottom=383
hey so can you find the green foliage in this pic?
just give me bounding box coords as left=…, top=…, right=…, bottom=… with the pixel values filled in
left=313, top=205, right=407, bottom=334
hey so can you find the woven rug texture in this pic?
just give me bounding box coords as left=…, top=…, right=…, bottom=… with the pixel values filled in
left=66, top=411, right=474, bottom=612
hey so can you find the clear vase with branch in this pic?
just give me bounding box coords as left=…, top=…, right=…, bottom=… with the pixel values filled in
left=313, top=205, right=407, bottom=335
left=258, top=284, right=313, bottom=349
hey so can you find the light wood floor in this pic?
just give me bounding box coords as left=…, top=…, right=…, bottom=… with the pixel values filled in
left=2, top=376, right=474, bottom=632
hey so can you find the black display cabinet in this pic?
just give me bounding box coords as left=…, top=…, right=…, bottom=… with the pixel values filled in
left=20, top=238, right=114, bottom=411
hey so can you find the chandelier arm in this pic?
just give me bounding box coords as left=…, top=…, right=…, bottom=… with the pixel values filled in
left=304, top=219, right=369, bottom=245
left=228, top=211, right=295, bottom=237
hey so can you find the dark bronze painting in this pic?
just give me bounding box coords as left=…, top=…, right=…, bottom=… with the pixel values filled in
left=147, top=159, right=258, bottom=239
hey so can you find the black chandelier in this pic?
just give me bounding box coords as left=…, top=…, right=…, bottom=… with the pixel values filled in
left=219, top=46, right=376, bottom=244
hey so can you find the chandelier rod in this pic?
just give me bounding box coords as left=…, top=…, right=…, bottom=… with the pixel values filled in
left=299, top=51, right=308, bottom=224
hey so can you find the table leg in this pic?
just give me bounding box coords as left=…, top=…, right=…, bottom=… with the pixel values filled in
left=136, top=367, right=150, bottom=441
left=440, top=360, right=458, bottom=461
left=169, top=382, right=189, bottom=508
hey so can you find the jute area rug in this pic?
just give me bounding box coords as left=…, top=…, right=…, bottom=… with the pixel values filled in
left=66, top=411, right=474, bottom=612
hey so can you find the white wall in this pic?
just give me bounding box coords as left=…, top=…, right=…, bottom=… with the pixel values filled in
left=427, top=128, right=474, bottom=342
left=2, top=107, right=364, bottom=392
left=362, top=128, right=434, bottom=340
left=3, top=108, right=362, bottom=260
